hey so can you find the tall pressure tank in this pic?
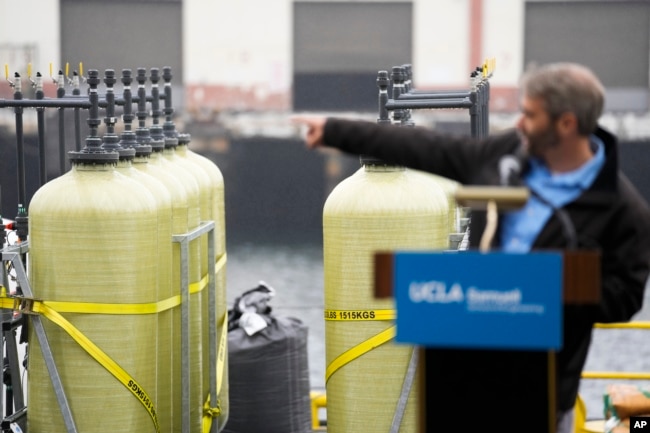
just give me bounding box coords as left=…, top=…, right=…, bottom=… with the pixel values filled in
left=119, top=67, right=177, bottom=433
left=163, top=133, right=213, bottom=429
left=150, top=132, right=203, bottom=432
left=175, top=132, right=230, bottom=431
left=110, top=143, right=175, bottom=433
left=134, top=135, right=192, bottom=433
left=27, top=126, right=160, bottom=433
left=160, top=64, right=229, bottom=429
left=323, top=156, right=450, bottom=433
left=151, top=65, right=204, bottom=432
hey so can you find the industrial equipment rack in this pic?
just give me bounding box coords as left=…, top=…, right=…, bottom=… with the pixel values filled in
left=0, top=221, right=220, bottom=433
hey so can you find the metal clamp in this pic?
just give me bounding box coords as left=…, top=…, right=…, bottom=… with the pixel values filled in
left=11, top=296, right=40, bottom=315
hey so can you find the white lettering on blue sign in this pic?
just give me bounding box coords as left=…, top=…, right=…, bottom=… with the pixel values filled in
left=408, top=281, right=544, bottom=315
left=408, top=281, right=464, bottom=303
left=466, top=287, right=521, bottom=304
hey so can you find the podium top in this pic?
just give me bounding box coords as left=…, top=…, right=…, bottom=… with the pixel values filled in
left=375, top=249, right=600, bottom=305
left=454, top=185, right=530, bottom=211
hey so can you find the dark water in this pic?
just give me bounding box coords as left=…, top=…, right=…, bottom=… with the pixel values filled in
left=225, top=234, right=650, bottom=422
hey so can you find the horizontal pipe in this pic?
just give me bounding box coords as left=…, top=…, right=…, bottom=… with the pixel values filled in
left=55, top=94, right=165, bottom=104
left=398, top=91, right=471, bottom=100
left=0, top=98, right=91, bottom=109
left=0, top=94, right=167, bottom=109
left=385, top=98, right=474, bottom=111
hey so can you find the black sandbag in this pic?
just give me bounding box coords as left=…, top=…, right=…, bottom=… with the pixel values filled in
left=224, top=314, right=312, bottom=433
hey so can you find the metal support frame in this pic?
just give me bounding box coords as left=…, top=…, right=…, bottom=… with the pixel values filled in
left=377, top=64, right=492, bottom=251
left=3, top=315, right=25, bottom=418
left=381, top=64, right=492, bottom=139
left=1, top=243, right=79, bottom=433
left=172, top=220, right=217, bottom=433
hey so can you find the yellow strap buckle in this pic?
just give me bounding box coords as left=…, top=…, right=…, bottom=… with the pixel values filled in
left=204, top=403, right=221, bottom=418
left=202, top=396, right=221, bottom=433
left=13, top=296, right=40, bottom=315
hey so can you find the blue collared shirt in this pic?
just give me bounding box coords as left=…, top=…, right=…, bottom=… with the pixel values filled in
left=500, top=136, right=605, bottom=253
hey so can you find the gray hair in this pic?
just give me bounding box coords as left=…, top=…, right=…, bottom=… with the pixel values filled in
left=520, top=63, right=605, bottom=135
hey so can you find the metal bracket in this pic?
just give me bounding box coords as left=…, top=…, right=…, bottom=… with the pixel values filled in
left=172, top=220, right=217, bottom=433
left=11, top=296, right=40, bottom=315
left=1, top=244, right=79, bottom=433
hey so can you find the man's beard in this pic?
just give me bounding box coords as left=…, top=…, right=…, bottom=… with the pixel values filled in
left=519, top=124, right=560, bottom=159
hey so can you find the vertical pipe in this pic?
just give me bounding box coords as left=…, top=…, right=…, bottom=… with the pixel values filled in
left=483, top=76, right=490, bottom=137
left=86, top=70, right=102, bottom=144
left=57, top=70, right=67, bottom=176
left=13, top=73, right=26, bottom=212
left=135, top=68, right=152, bottom=146
left=376, top=71, right=390, bottom=125
left=400, top=66, right=415, bottom=127
left=101, top=69, right=119, bottom=152
left=472, top=67, right=483, bottom=139
left=149, top=68, right=164, bottom=142
left=72, top=71, right=82, bottom=151
left=162, top=66, right=177, bottom=140
left=469, top=71, right=479, bottom=139
left=390, top=66, right=405, bottom=124
left=35, top=72, right=47, bottom=186
left=402, top=64, right=413, bottom=93
left=119, top=69, right=138, bottom=148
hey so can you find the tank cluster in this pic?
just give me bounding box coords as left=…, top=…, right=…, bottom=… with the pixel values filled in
left=321, top=60, right=494, bottom=433
left=0, top=66, right=229, bottom=433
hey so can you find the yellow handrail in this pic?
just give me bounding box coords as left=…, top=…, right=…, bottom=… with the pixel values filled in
left=582, top=321, right=650, bottom=380
left=594, top=321, right=650, bottom=329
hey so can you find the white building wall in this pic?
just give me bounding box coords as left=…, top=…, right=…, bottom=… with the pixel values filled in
left=183, top=0, right=523, bottom=110
left=413, top=0, right=471, bottom=88
left=483, top=0, right=523, bottom=87
left=184, top=0, right=293, bottom=94
left=0, top=0, right=60, bottom=79
left=0, top=0, right=524, bottom=110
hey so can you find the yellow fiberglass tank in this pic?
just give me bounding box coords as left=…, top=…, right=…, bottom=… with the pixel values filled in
left=27, top=135, right=160, bottom=433
left=150, top=128, right=204, bottom=433
left=162, top=63, right=228, bottom=431
left=132, top=135, right=185, bottom=433
left=175, top=132, right=229, bottom=431
left=111, top=133, right=175, bottom=433
left=323, top=155, right=450, bottom=433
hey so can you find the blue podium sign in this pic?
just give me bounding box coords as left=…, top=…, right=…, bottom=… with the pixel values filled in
left=394, top=251, right=563, bottom=350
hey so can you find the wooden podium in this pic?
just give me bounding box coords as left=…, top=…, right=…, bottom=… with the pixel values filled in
left=374, top=187, right=601, bottom=433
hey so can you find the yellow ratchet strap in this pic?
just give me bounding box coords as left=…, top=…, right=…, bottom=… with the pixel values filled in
left=32, top=301, right=161, bottom=433
left=324, top=309, right=396, bottom=383
left=30, top=253, right=226, bottom=315
left=0, top=252, right=228, bottom=433
left=202, top=312, right=229, bottom=433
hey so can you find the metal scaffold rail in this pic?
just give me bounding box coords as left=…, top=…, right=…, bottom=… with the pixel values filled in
left=172, top=221, right=219, bottom=433
left=378, top=59, right=495, bottom=139
left=1, top=243, right=78, bottom=433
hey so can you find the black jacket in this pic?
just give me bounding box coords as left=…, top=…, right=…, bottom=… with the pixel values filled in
left=323, top=118, right=650, bottom=412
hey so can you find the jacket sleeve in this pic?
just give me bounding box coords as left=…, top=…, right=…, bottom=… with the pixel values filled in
left=322, top=118, right=516, bottom=184
left=596, top=179, right=650, bottom=323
